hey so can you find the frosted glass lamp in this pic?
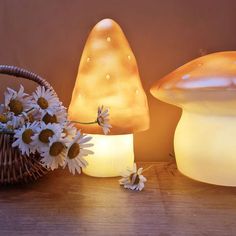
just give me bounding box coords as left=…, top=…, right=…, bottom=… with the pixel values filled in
left=68, top=18, right=149, bottom=177
left=150, top=51, right=236, bottom=186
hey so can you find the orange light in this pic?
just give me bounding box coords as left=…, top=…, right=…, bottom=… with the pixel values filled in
left=68, top=19, right=149, bottom=177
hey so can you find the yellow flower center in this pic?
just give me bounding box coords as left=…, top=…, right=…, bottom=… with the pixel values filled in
left=28, top=113, right=35, bottom=123
left=130, top=173, right=140, bottom=185
left=42, top=113, right=57, bottom=124
left=37, top=97, right=49, bottom=109
left=22, top=129, right=34, bottom=144
left=9, top=99, right=23, bottom=115
left=39, top=129, right=54, bottom=143
left=0, top=114, right=7, bottom=123
left=6, top=125, right=13, bottom=130
left=68, top=143, right=80, bottom=159
left=49, top=142, right=65, bottom=156
left=63, top=128, right=68, bottom=137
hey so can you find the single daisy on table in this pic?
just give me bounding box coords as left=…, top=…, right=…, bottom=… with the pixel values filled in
left=31, top=86, right=60, bottom=115
left=40, top=135, right=68, bottom=170
left=119, top=163, right=147, bottom=191
left=4, top=85, right=31, bottom=116
left=64, top=131, right=94, bottom=175
left=97, top=105, right=112, bottom=135
left=12, top=122, right=39, bottom=156
left=31, top=122, right=62, bottom=152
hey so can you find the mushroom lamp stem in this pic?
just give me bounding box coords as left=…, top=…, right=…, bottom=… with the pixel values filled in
left=83, top=134, right=134, bottom=177
left=175, top=111, right=236, bottom=186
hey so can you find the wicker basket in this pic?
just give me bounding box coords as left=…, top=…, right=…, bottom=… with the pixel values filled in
left=0, top=65, right=57, bottom=184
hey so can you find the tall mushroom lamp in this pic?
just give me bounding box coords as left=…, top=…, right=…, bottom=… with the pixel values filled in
left=68, top=19, right=149, bottom=177
left=150, top=51, right=236, bottom=186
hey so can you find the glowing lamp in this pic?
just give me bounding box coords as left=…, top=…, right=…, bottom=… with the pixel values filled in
left=68, top=19, right=149, bottom=177
left=151, top=51, right=236, bottom=186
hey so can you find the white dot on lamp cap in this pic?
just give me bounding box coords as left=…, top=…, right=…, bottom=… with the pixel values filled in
left=106, top=74, right=111, bottom=80
left=86, top=57, right=90, bottom=62
left=182, top=74, right=191, bottom=80
left=106, top=37, right=111, bottom=42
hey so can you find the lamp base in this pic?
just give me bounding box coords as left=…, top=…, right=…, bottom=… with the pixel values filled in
left=174, top=111, right=236, bottom=186
left=82, top=134, right=134, bottom=177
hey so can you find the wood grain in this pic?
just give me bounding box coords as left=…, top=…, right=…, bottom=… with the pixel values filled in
left=0, top=161, right=236, bottom=236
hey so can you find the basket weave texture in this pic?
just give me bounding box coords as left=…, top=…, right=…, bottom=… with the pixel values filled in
left=0, top=65, right=57, bottom=184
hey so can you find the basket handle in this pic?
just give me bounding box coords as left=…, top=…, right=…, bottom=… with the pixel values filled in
left=0, top=65, right=57, bottom=96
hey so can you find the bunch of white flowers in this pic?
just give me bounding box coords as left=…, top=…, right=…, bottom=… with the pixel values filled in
left=0, top=85, right=111, bottom=175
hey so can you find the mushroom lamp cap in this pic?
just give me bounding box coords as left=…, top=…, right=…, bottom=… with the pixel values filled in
left=68, top=18, right=149, bottom=135
left=150, top=51, right=236, bottom=113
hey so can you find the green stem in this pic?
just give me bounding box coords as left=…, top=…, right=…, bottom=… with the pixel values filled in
left=71, top=120, right=98, bottom=125
left=24, top=107, right=35, bottom=114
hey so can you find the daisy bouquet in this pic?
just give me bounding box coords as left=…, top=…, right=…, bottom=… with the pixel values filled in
left=0, top=65, right=111, bottom=184
left=0, top=85, right=111, bottom=175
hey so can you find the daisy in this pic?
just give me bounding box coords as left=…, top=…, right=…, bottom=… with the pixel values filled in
left=40, top=135, right=68, bottom=170
left=0, top=111, right=25, bottom=131
left=62, top=122, right=77, bottom=139
left=0, top=105, right=10, bottom=130
left=31, top=122, right=62, bottom=152
left=97, top=105, right=112, bottom=134
left=12, top=122, right=39, bottom=156
left=23, top=107, right=43, bottom=123
left=64, top=131, right=94, bottom=175
left=6, top=112, right=26, bottom=130
left=41, top=105, right=67, bottom=125
left=6, top=117, right=23, bottom=130
left=119, top=163, right=147, bottom=191
left=31, top=86, right=60, bottom=115
left=0, top=112, right=8, bottom=125
left=4, top=85, right=31, bottom=116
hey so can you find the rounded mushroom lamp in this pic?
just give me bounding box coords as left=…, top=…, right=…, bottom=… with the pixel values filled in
left=150, top=51, right=236, bottom=186
left=68, top=18, right=149, bottom=177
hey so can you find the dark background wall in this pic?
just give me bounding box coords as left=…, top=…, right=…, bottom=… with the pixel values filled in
left=0, top=0, right=236, bottom=161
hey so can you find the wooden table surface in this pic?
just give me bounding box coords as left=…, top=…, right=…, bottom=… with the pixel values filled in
left=1, top=161, right=236, bottom=236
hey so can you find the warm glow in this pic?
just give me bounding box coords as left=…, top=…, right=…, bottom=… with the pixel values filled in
left=68, top=18, right=149, bottom=135
left=151, top=51, right=236, bottom=186
left=68, top=18, right=149, bottom=177
left=82, top=134, right=134, bottom=177
left=175, top=111, right=236, bottom=186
